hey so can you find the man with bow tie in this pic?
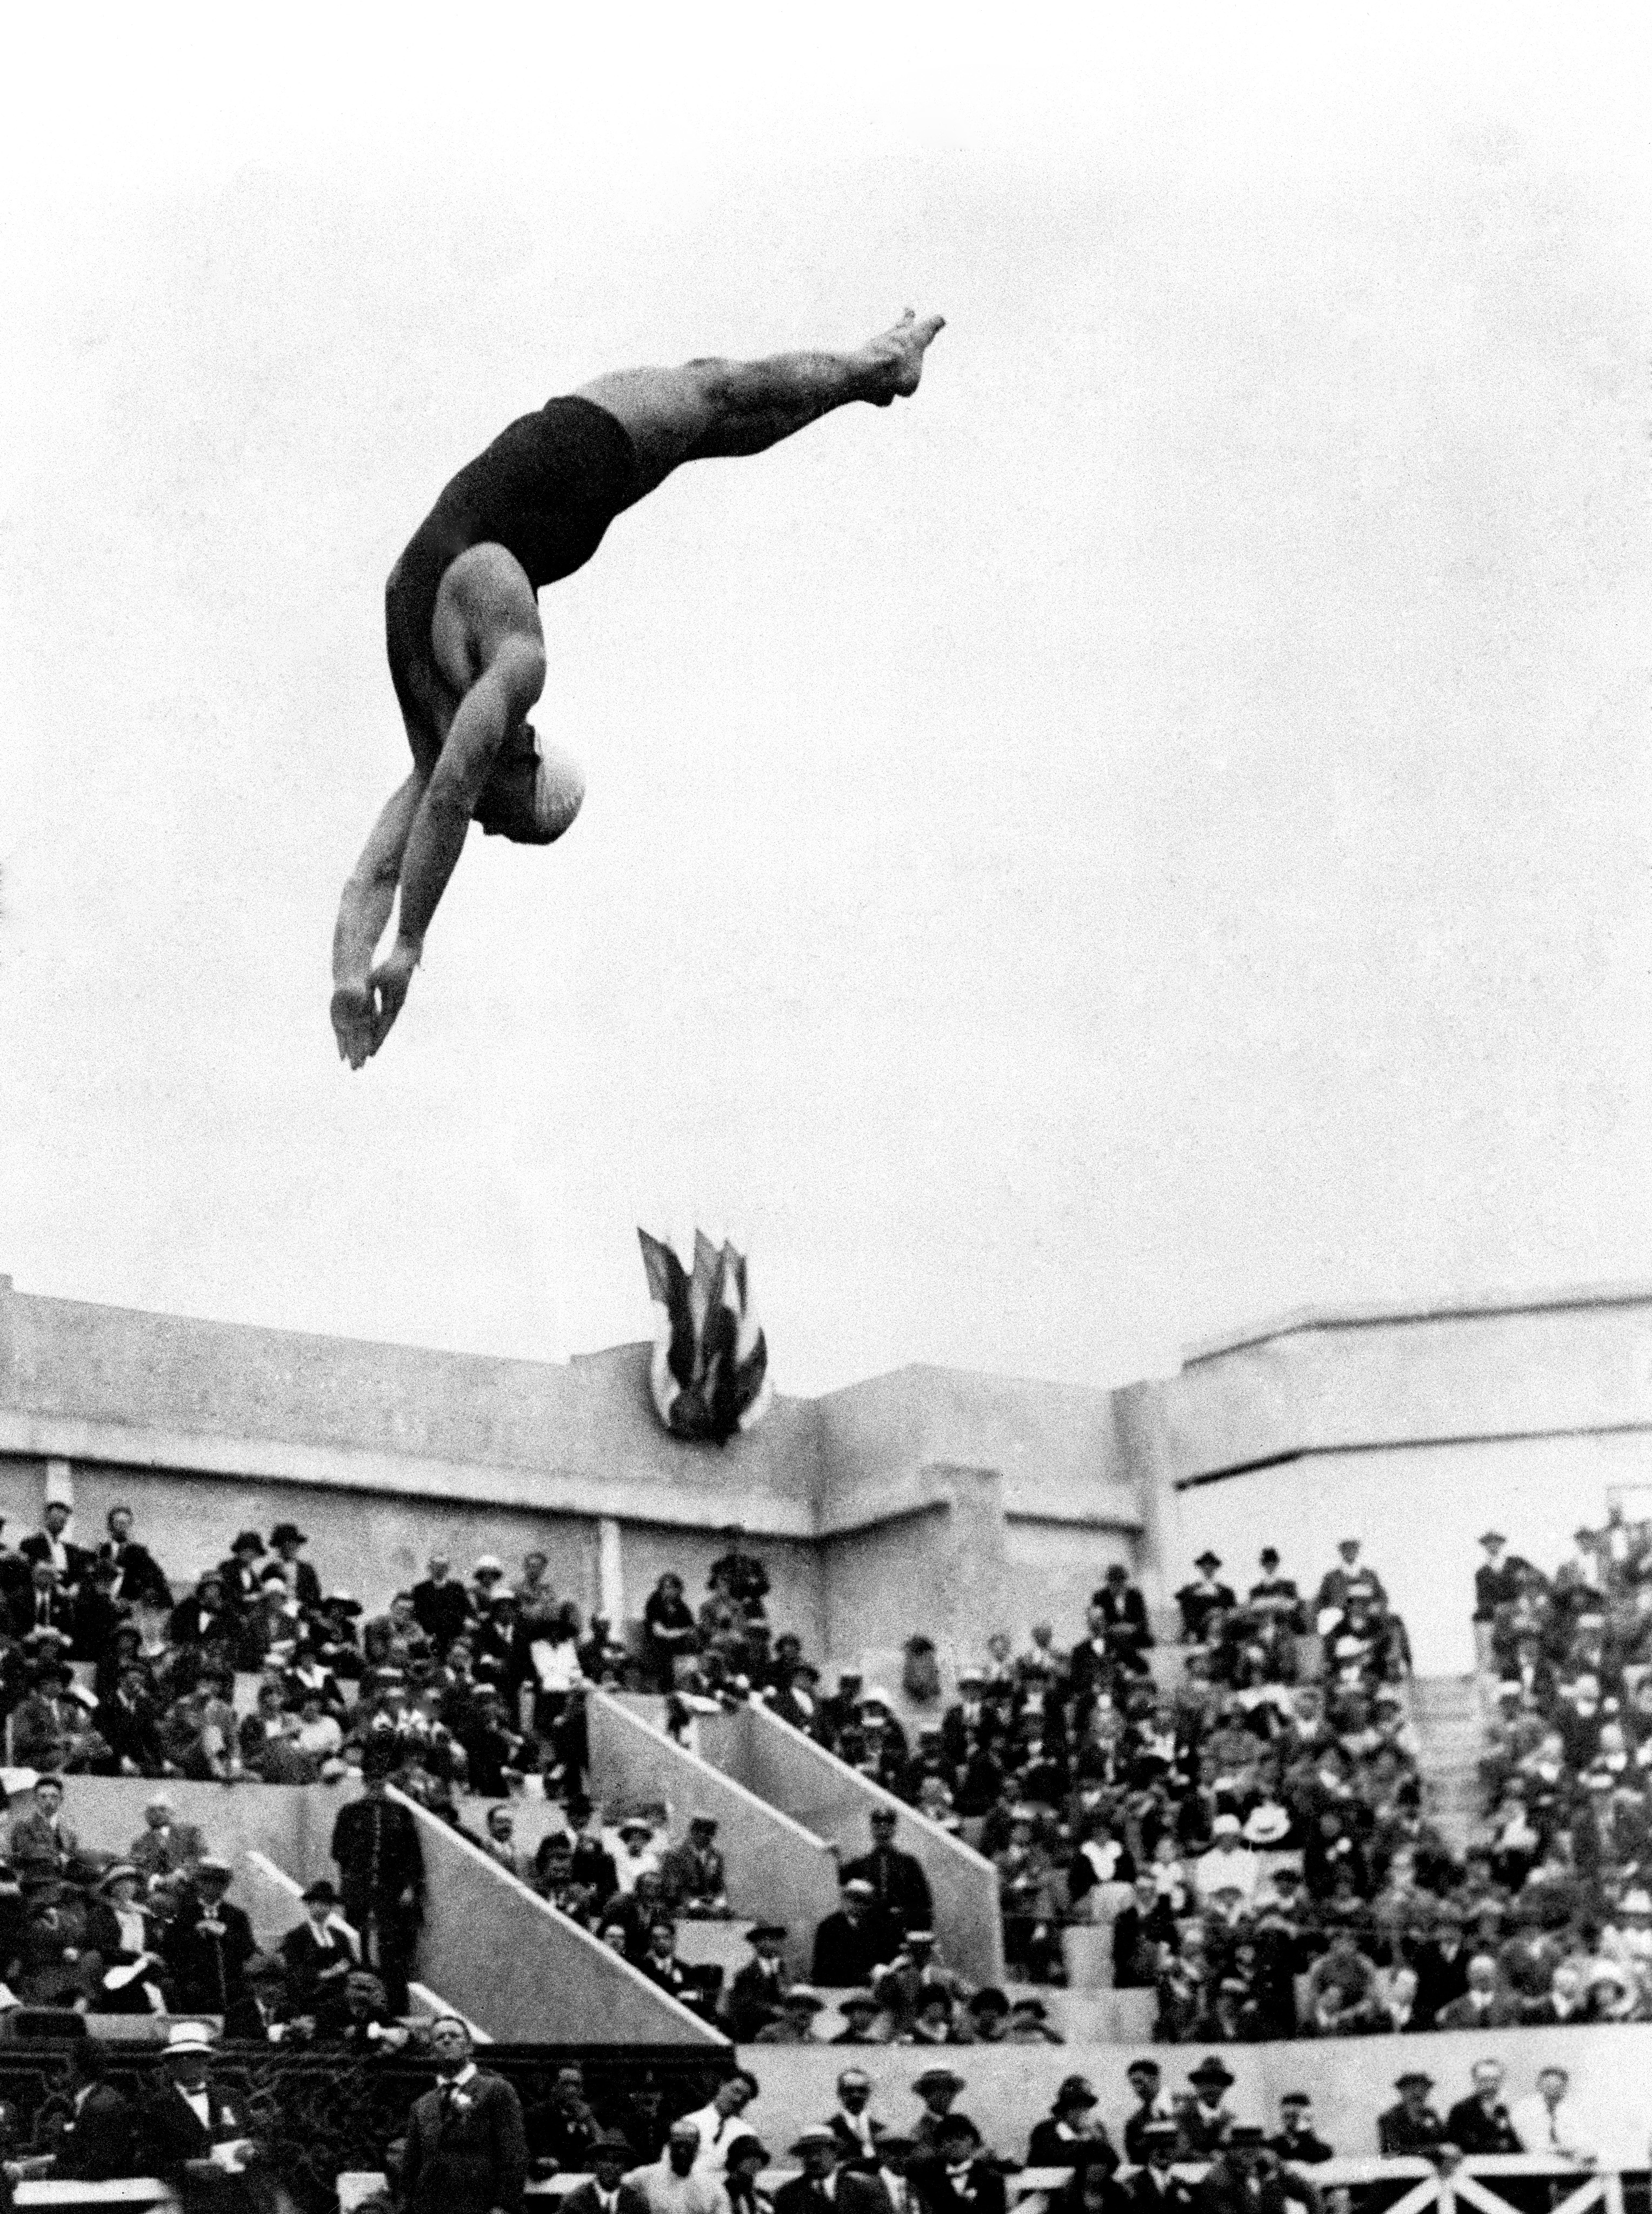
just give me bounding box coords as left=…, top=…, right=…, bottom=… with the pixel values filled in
left=142, top=2021, right=262, bottom=2183
left=402, top=2015, right=527, bottom=2213
left=908, top=2116, right=1005, bottom=2214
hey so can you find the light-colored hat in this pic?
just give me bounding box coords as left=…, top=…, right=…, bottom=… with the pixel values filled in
left=164, top=2023, right=216, bottom=2056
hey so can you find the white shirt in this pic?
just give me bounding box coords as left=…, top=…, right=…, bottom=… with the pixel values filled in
left=1194, top=1844, right=1259, bottom=1900
left=678, top=2103, right=758, bottom=2175
left=1511, top=2092, right=1598, bottom=2162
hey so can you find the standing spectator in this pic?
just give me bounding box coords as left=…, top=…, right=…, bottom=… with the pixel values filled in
left=54, top=2042, right=136, bottom=2182
left=21, top=1501, right=90, bottom=1597
left=842, top=1809, right=934, bottom=1940
left=1092, top=1566, right=1153, bottom=1675
left=412, top=1555, right=472, bottom=1656
left=1175, top=1556, right=1236, bottom=1645
left=1475, top=1533, right=1523, bottom=1623
left=218, top=1529, right=268, bottom=1616
left=1122, top=2062, right=1178, bottom=2165
left=725, top=1923, right=790, bottom=2040
left=1175, top=2060, right=1237, bottom=2158
left=644, top=1576, right=701, bottom=1693
left=400, top=2015, right=528, bottom=2214
left=280, top=1878, right=358, bottom=2031
left=267, top=1521, right=321, bottom=1609
left=827, top=2069, right=889, bottom=2168
left=1445, top=2060, right=1523, bottom=2155
left=142, top=2023, right=260, bottom=2182
left=162, top=1855, right=260, bottom=2037
left=95, top=1507, right=171, bottom=1611
left=709, top=1526, right=770, bottom=1618
left=330, top=1742, right=425, bottom=2012
left=677, top=2072, right=761, bottom=2174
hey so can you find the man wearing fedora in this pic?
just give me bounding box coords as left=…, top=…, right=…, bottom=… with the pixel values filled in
left=814, top=1878, right=899, bottom=1988
left=910, top=2070, right=973, bottom=2155
left=267, top=1524, right=322, bottom=1612
left=563, top=2131, right=653, bottom=2214
left=780, top=2126, right=896, bottom=2214
left=727, top=1923, right=791, bottom=2040
left=1175, top=1556, right=1236, bottom=1645
left=1377, top=2074, right=1449, bottom=2159
left=1176, top=2060, right=1238, bottom=2159
left=400, top=2013, right=527, bottom=2214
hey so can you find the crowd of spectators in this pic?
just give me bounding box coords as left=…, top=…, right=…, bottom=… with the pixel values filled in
left=1456, top=1509, right=1652, bottom=2024
left=21, top=2031, right=1632, bottom=2211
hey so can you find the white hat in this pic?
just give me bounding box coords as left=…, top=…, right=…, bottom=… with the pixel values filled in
left=1620, top=1889, right=1652, bottom=1915
left=1211, top=1812, right=1242, bottom=1838
left=164, top=2023, right=216, bottom=2056
left=474, top=1556, right=504, bottom=1575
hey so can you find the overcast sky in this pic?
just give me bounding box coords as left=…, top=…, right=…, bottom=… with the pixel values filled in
left=2, top=3, right=1648, bottom=1397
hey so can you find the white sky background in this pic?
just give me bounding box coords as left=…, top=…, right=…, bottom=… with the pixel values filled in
left=1, top=3, right=1648, bottom=1396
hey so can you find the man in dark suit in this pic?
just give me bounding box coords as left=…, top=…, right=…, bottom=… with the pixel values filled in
left=412, top=1553, right=474, bottom=1654
left=20, top=1502, right=91, bottom=1598
left=401, top=2015, right=527, bottom=2214
left=1474, top=1533, right=1523, bottom=1623
left=908, top=2116, right=1007, bottom=2214
left=563, top=2132, right=652, bottom=2214
left=1125, top=2123, right=1196, bottom=2214
left=828, top=2068, right=890, bottom=2171
left=280, top=1877, right=359, bottom=2031
left=267, top=1521, right=323, bottom=1610
left=726, top=1922, right=790, bottom=2040
left=142, top=2022, right=260, bottom=2180
left=55, top=2041, right=137, bottom=2182
left=330, top=1746, right=425, bottom=2012
left=1121, top=2064, right=1178, bottom=2168
left=70, top=1561, right=130, bottom=1667
left=96, top=1508, right=173, bottom=1610
left=781, top=2128, right=896, bottom=2214
left=1175, top=1556, right=1236, bottom=1644
left=1446, top=2060, right=1523, bottom=2156
left=1376, top=2076, right=1449, bottom=2160
left=813, top=1879, right=898, bottom=1986
left=1265, top=2096, right=1333, bottom=2167
left=1192, top=2128, right=1310, bottom=2214
left=1027, top=2078, right=1117, bottom=2172
left=162, top=1857, right=262, bottom=2038
left=842, top=1808, right=934, bottom=1940
left=1091, top=1566, right=1153, bottom=1673
left=10, top=1562, right=74, bottom=1643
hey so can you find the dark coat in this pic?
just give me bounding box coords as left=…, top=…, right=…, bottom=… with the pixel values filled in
left=812, top=1908, right=899, bottom=1986
left=19, top=1533, right=92, bottom=1590
left=562, top=2183, right=654, bottom=2214
left=1377, top=2103, right=1449, bottom=2158
left=1123, top=2173, right=1197, bottom=2214
left=281, top=1917, right=359, bottom=2017
left=840, top=1845, right=934, bottom=1933
left=58, top=2080, right=138, bottom=2180
left=1444, top=2096, right=1523, bottom=2156
left=908, top=2156, right=1008, bottom=2214
left=402, top=2070, right=528, bottom=2214
left=162, top=1893, right=258, bottom=2024
left=1028, top=2119, right=1117, bottom=2172
left=412, top=1577, right=473, bottom=1651
left=9, top=1584, right=74, bottom=1640
left=97, top=1539, right=173, bottom=1610
left=1192, top=2167, right=1302, bottom=2214
left=331, top=1791, right=425, bottom=1904
left=142, top=2079, right=254, bottom=2176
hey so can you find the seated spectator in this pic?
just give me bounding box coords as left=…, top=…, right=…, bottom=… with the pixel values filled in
left=1127, top=2123, right=1195, bottom=2214
left=129, top=1790, right=206, bottom=1879
left=1436, top=1953, right=1523, bottom=2030
left=87, top=1862, right=169, bottom=2014
left=52, top=2039, right=138, bottom=2182
left=1005, top=1995, right=1062, bottom=2045
left=815, top=1877, right=899, bottom=1987
left=1175, top=2059, right=1238, bottom=2157
left=97, top=1506, right=172, bottom=1611
left=11, top=1561, right=73, bottom=1644
left=1028, top=2076, right=1115, bottom=2169
left=676, top=2070, right=761, bottom=2173
left=833, top=1991, right=885, bottom=2046
left=162, top=1853, right=261, bottom=2037
left=1266, top=2094, right=1331, bottom=2165
left=279, top=1877, right=357, bottom=2033
left=22, top=1501, right=91, bottom=1597
left=1445, top=2059, right=1523, bottom=2155
left=1194, top=1816, right=1259, bottom=1903
left=754, top=1986, right=827, bottom=2044
left=660, top=1816, right=731, bottom=1917
left=910, top=2115, right=1005, bottom=2214
left=843, top=1808, right=934, bottom=1938
left=643, top=1575, right=700, bottom=1693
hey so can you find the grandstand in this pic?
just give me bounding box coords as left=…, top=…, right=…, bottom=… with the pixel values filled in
left=0, top=1273, right=1649, bottom=2208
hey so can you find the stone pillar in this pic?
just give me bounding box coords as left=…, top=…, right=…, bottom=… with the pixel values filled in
left=917, top=1463, right=1010, bottom=1658
left=44, top=1458, right=73, bottom=1514
left=598, top=1516, right=624, bottom=1628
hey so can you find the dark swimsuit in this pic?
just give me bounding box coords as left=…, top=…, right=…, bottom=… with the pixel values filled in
left=384, top=395, right=637, bottom=838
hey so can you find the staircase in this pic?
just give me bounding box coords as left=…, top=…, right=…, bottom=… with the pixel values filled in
left=1410, top=1672, right=1488, bottom=1853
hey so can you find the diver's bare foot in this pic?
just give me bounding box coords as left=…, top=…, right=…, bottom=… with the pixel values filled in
left=863, top=309, right=945, bottom=403
left=330, top=979, right=376, bottom=1071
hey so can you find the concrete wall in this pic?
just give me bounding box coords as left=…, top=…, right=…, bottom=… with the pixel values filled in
left=731, top=1704, right=1004, bottom=1987
left=737, top=2024, right=1652, bottom=2171
left=587, top=1693, right=843, bottom=1980
left=9, top=1776, right=343, bottom=1884
left=384, top=1783, right=726, bottom=2046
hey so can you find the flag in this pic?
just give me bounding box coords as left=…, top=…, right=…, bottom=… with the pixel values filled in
left=637, top=1228, right=771, bottom=1442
